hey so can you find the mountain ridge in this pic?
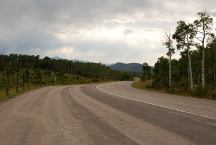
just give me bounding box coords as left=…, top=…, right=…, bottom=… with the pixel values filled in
left=109, top=62, right=143, bottom=73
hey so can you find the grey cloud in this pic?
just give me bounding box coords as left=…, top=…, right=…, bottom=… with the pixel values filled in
left=0, top=0, right=216, bottom=64
left=124, top=29, right=133, bottom=35
left=60, top=39, right=166, bottom=65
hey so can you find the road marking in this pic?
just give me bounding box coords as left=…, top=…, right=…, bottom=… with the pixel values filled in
left=96, top=85, right=216, bottom=120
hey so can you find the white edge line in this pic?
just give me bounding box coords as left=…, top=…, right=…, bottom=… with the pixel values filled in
left=96, top=85, right=216, bottom=120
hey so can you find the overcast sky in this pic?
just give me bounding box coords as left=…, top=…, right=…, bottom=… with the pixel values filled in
left=0, top=0, right=216, bottom=65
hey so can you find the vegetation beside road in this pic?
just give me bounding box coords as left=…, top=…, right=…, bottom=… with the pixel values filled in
left=0, top=54, right=132, bottom=101
left=137, top=11, right=216, bottom=100
left=0, top=71, right=91, bottom=101
left=132, top=81, right=216, bottom=100
left=132, top=80, right=151, bottom=90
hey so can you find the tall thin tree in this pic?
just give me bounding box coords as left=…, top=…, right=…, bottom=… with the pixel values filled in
left=194, top=11, right=214, bottom=88
left=6, top=67, right=9, bottom=96
left=173, top=21, right=196, bottom=90
left=163, top=31, right=175, bottom=88
left=16, top=56, right=19, bottom=92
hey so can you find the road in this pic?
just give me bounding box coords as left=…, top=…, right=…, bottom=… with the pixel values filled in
left=0, top=81, right=215, bottom=145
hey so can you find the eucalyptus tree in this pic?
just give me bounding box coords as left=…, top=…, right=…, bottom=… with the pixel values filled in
left=194, top=11, right=214, bottom=88
left=163, top=31, right=175, bottom=88
left=173, top=21, right=196, bottom=90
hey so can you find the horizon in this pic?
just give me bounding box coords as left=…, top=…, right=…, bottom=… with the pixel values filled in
left=0, top=53, right=145, bottom=65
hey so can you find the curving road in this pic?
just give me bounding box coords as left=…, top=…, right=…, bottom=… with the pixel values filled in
left=0, top=81, right=215, bottom=145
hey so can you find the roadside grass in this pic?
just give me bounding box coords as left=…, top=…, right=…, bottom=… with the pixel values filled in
left=0, top=86, right=38, bottom=102
left=132, top=81, right=216, bottom=100
left=132, top=80, right=169, bottom=94
left=132, top=80, right=152, bottom=90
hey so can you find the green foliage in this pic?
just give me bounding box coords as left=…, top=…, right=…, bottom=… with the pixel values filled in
left=141, top=63, right=151, bottom=81
left=194, top=11, right=214, bottom=88
left=173, top=21, right=196, bottom=50
left=163, top=31, right=175, bottom=57
left=150, top=11, right=216, bottom=99
left=0, top=54, right=131, bottom=101
left=152, top=57, right=169, bottom=88
left=152, top=45, right=216, bottom=89
left=148, top=12, right=216, bottom=99
left=194, top=11, right=213, bottom=38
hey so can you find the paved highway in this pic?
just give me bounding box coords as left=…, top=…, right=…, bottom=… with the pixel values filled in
left=0, top=81, right=215, bottom=145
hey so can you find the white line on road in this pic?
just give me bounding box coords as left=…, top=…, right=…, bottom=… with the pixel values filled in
left=96, top=85, right=216, bottom=120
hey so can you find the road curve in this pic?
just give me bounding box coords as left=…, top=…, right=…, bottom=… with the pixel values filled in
left=0, top=82, right=215, bottom=145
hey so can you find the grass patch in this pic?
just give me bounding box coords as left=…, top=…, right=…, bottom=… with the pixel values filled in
left=132, top=80, right=151, bottom=90
left=132, top=81, right=216, bottom=100
left=0, top=86, right=38, bottom=102
left=132, top=80, right=191, bottom=96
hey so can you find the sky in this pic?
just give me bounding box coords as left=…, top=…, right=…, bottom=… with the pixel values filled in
left=0, top=0, right=216, bottom=65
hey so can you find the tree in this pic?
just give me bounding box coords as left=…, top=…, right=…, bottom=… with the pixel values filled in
left=163, top=31, right=175, bottom=88
left=206, top=38, right=216, bottom=86
left=22, top=70, right=25, bottom=92
left=173, top=21, right=196, bottom=90
left=0, top=53, right=132, bottom=96
left=6, top=67, right=10, bottom=96
left=153, top=57, right=169, bottom=88
left=141, top=63, right=151, bottom=81
left=16, top=56, right=19, bottom=92
left=194, top=11, right=214, bottom=88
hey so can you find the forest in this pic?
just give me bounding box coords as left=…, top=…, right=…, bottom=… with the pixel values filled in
left=0, top=54, right=131, bottom=100
left=141, top=11, right=216, bottom=99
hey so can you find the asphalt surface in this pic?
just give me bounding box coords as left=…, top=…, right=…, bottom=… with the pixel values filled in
left=0, top=81, right=215, bottom=145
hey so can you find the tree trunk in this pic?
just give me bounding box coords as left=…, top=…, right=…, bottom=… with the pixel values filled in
left=201, top=23, right=206, bottom=89
left=201, top=47, right=205, bottom=88
left=213, top=66, right=216, bottom=86
left=6, top=68, right=9, bottom=96
left=187, top=48, right=193, bottom=90
left=169, top=51, right=172, bottom=88
left=54, top=72, right=57, bottom=83
left=16, top=58, right=19, bottom=92
left=22, top=73, right=25, bottom=92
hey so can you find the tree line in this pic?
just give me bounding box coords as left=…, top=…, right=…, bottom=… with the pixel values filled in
left=141, top=11, right=216, bottom=99
left=0, top=54, right=131, bottom=97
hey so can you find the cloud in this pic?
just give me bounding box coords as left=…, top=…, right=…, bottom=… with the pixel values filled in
left=0, top=0, right=216, bottom=65
left=124, top=29, right=133, bottom=35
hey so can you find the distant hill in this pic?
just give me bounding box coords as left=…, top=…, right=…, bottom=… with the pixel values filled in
left=109, top=62, right=143, bottom=73
left=52, top=56, right=63, bottom=60
left=51, top=57, right=143, bottom=73
left=52, top=56, right=88, bottom=63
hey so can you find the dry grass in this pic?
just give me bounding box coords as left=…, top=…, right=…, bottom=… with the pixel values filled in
left=132, top=80, right=151, bottom=89
left=0, top=86, right=38, bottom=101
